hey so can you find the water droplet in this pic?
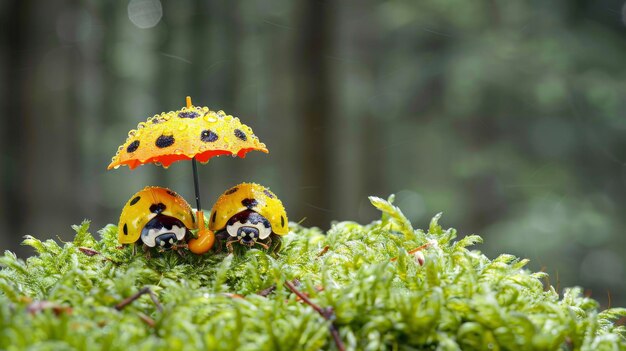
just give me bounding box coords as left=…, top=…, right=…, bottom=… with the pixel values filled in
left=128, top=130, right=137, bottom=137
left=138, top=122, right=146, bottom=129
left=128, top=0, right=163, bottom=29
left=178, top=124, right=188, bottom=131
left=113, top=165, right=120, bottom=170
left=217, top=110, right=226, bottom=118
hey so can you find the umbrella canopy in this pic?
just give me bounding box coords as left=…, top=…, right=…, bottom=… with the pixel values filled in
left=108, top=97, right=269, bottom=254
left=108, top=98, right=268, bottom=170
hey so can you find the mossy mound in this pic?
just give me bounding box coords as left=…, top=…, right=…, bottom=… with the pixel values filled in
left=0, top=196, right=624, bottom=350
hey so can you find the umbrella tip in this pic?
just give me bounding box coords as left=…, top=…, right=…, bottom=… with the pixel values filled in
left=186, top=96, right=192, bottom=109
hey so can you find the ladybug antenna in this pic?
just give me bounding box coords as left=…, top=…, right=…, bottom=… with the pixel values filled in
left=186, top=96, right=192, bottom=109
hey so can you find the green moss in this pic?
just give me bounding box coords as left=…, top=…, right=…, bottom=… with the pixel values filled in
left=1, top=196, right=624, bottom=350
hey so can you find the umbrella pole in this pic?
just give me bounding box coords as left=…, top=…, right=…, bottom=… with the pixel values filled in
left=192, top=157, right=202, bottom=211
left=188, top=156, right=216, bottom=254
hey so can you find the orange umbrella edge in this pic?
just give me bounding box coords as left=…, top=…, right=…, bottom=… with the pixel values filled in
left=107, top=146, right=269, bottom=170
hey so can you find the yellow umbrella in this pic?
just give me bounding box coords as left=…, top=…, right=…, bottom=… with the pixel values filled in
left=108, top=97, right=268, bottom=253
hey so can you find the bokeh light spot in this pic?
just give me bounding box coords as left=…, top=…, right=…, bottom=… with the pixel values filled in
left=128, top=0, right=163, bottom=29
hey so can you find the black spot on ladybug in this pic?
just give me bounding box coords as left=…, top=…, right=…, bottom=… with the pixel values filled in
left=130, top=196, right=141, bottom=206
left=200, top=130, right=218, bottom=142
left=225, top=187, right=238, bottom=195
left=127, top=140, right=140, bottom=153
left=123, top=223, right=128, bottom=235
left=166, top=190, right=177, bottom=197
left=211, top=211, right=217, bottom=223
left=234, top=129, right=247, bottom=141
left=150, top=203, right=166, bottom=214
left=178, top=111, right=199, bottom=119
left=156, top=135, right=175, bottom=148
left=242, top=198, right=258, bottom=209
left=281, top=216, right=285, bottom=227
left=263, top=190, right=275, bottom=199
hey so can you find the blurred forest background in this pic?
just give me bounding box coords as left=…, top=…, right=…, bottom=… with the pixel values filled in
left=1, top=0, right=625, bottom=306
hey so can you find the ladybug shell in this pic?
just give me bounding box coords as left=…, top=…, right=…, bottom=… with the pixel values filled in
left=118, top=186, right=196, bottom=244
left=209, top=183, right=288, bottom=235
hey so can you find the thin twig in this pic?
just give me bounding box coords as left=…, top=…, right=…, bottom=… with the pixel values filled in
left=78, top=247, right=100, bottom=256
left=284, top=280, right=345, bottom=351
left=27, top=301, right=73, bottom=316
left=317, top=245, right=330, bottom=257
left=78, top=246, right=118, bottom=263
left=257, top=285, right=276, bottom=297
left=390, top=243, right=430, bottom=262
left=257, top=279, right=301, bottom=297
left=137, top=312, right=156, bottom=327
left=115, top=287, right=163, bottom=312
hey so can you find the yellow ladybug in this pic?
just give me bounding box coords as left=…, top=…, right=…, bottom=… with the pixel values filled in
left=118, top=186, right=196, bottom=252
left=209, top=183, right=288, bottom=252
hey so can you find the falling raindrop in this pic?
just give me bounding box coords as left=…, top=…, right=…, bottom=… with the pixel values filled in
left=127, top=0, right=163, bottom=29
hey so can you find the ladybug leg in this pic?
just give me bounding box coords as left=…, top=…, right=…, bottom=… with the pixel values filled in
left=142, top=244, right=152, bottom=259
left=225, top=239, right=238, bottom=253
left=213, top=230, right=230, bottom=253
left=255, top=240, right=270, bottom=250
left=173, top=243, right=187, bottom=257
left=268, top=234, right=282, bottom=255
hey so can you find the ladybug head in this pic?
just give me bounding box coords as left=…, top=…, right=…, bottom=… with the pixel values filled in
left=141, top=215, right=189, bottom=249
left=225, top=210, right=272, bottom=246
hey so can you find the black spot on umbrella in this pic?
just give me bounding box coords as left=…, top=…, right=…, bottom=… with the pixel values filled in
left=242, top=198, right=258, bottom=209
left=225, top=187, right=238, bottom=195
left=234, top=129, right=247, bottom=141
left=211, top=211, right=217, bottom=223
left=281, top=216, right=285, bottom=227
left=200, top=130, right=218, bottom=142
left=123, top=223, right=128, bottom=235
left=130, top=196, right=141, bottom=206
left=178, top=111, right=199, bottom=119
left=150, top=203, right=166, bottom=214
left=126, top=140, right=140, bottom=153
left=156, top=135, right=175, bottom=148
left=263, top=190, right=275, bottom=199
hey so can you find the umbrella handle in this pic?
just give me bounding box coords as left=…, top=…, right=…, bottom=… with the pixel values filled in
left=188, top=210, right=216, bottom=254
